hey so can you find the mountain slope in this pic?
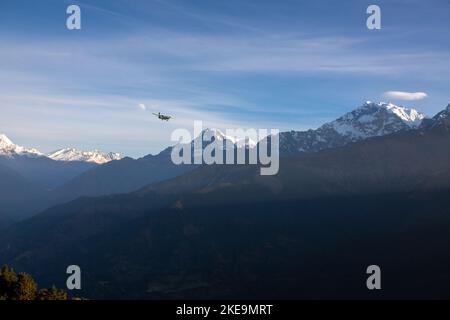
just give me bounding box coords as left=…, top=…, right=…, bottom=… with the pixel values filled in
left=51, top=156, right=195, bottom=202
left=50, top=128, right=257, bottom=203
left=420, top=103, right=450, bottom=130
left=0, top=163, right=47, bottom=223
left=0, top=154, right=96, bottom=189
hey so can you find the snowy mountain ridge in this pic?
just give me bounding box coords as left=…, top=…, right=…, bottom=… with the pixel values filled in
left=47, top=148, right=123, bottom=164
left=278, top=101, right=426, bottom=155
left=0, top=134, right=44, bottom=158
left=0, top=134, right=122, bottom=164
left=194, top=128, right=257, bottom=149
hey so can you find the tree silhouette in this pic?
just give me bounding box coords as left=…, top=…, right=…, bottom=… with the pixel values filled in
left=0, top=265, right=69, bottom=300
left=37, top=286, right=68, bottom=300
left=12, top=273, right=37, bottom=300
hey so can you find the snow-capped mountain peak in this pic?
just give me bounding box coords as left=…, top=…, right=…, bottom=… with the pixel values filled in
left=0, top=134, right=13, bottom=147
left=278, top=101, right=426, bottom=155
left=201, top=128, right=230, bottom=142
left=47, top=148, right=123, bottom=164
left=0, top=133, right=122, bottom=164
left=324, top=101, right=425, bottom=140
left=0, top=134, right=44, bottom=158
left=191, top=128, right=257, bottom=149
left=384, top=103, right=424, bottom=127
left=363, top=101, right=424, bottom=126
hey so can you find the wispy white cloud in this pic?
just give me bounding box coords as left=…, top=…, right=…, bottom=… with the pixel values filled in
left=0, top=28, right=447, bottom=156
left=3, top=31, right=448, bottom=80
left=383, top=91, right=428, bottom=101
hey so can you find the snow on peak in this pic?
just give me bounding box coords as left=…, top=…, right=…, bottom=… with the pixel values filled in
left=324, top=101, right=425, bottom=140
left=278, top=101, right=427, bottom=155
left=234, top=137, right=257, bottom=149
left=0, top=134, right=13, bottom=147
left=189, top=128, right=257, bottom=149
left=47, top=148, right=122, bottom=164
left=359, top=101, right=424, bottom=124
left=0, top=133, right=44, bottom=158
left=0, top=133, right=122, bottom=164
left=206, top=128, right=257, bottom=148
left=202, top=128, right=230, bottom=142
left=384, top=102, right=425, bottom=127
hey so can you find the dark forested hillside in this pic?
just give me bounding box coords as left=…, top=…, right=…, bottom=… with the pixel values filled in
left=2, top=189, right=450, bottom=299
left=0, top=156, right=96, bottom=189
left=0, top=163, right=48, bottom=222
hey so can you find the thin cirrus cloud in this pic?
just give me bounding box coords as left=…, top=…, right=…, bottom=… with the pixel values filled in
left=383, top=91, right=428, bottom=101
left=138, top=103, right=161, bottom=112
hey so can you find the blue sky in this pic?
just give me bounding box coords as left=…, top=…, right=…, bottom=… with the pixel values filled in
left=0, top=0, right=449, bottom=157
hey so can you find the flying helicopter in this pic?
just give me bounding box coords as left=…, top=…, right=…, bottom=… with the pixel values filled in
left=152, top=112, right=172, bottom=121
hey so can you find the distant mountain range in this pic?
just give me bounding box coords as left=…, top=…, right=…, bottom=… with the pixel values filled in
left=0, top=134, right=123, bottom=164
left=47, top=148, right=122, bottom=164
left=0, top=101, right=425, bottom=163
left=0, top=101, right=432, bottom=222
left=1, top=101, right=450, bottom=299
